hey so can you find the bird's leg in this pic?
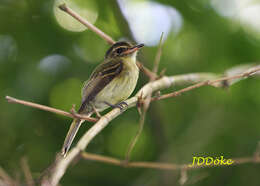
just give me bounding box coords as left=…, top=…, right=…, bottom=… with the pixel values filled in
left=103, top=101, right=128, bottom=112
left=90, top=103, right=102, bottom=118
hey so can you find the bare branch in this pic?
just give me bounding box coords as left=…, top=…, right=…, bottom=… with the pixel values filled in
left=136, top=62, right=157, bottom=79
left=152, top=32, right=164, bottom=77
left=80, top=152, right=260, bottom=170
left=0, top=166, right=15, bottom=186
left=153, top=65, right=260, bottom=101
left=58, top=3, right=114, bottom=44
left=179, top=168, right=188, bottom=185
left=20, top=157, right=35, bottom=186
left=125, top=112, right=146, bottom=162
left=5, top=96, right=98, bottom=123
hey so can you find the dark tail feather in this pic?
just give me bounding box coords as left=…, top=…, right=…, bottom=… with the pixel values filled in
left=61, top=119, right=83, bottom=157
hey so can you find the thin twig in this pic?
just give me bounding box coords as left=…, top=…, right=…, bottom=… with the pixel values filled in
left=136, top=62, right=157, bottom=79
left=5, top=96, right=98, bottom=122
left=58, top=3, right=114, bottom=44
left=0, top=166, right=15, bottom=186
left=152, top=66, right=260, bottom=101
left=20, top=157, right=35, bottom=186
left=125, top=33, right=164, bottom=162
left=58, top=3, right=157, bottom=79
left=81, top=152, right=260, bottom=170
left=125, top=112, right=146, bottom=162
left=179, top=168, right=188, bottom=185
left=152, top=32, right=164, bottom=78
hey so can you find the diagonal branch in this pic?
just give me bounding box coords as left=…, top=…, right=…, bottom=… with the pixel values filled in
left=59, top=3, right=114, bottom=44
left=20, top=157, right=35, bottom=186
left=0, top=167, right=15, bottom=186
left=152, top=33, right=164, bottom=76
left=5, top=96, right=98, bottom=123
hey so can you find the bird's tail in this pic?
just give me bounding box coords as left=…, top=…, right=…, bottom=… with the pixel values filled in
left=61, top=118, right=84, bottom=157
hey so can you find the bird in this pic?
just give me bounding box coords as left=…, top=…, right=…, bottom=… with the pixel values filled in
left=61, top=41, right=144, bottom=156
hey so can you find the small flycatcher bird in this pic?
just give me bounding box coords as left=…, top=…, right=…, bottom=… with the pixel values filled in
left=61, top=41, right=144, bottom=156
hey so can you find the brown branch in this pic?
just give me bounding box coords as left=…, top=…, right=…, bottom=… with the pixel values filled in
left=20, top=157, right=35, bottom=186
left=152, top=32, right=164, bottom=77
left=125, top=111, right=146, bottom=162
left=136, top=62, right=157, bottom=79
left=81, top=152, right=260, bottom=170
left=58, top=3, right=157, bottom=79
left=152, top=65, right=260, bottom=101
left=5, top=96, right=98, bottom=123
left=81, top=152, right=180, bottom=170
left=125, top=33, right=164, bottom=162
left=179, top=168, right=188, bottom=185
left=0, top=166, right=16, bottom=186
left=58, top=4, right=114, bottom=45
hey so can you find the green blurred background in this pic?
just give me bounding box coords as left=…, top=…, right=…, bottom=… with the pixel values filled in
left=1, top=0, right=260, bottom=185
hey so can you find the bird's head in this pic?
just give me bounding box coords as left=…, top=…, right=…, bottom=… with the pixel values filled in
left=105, top=41, right=144, bottom=60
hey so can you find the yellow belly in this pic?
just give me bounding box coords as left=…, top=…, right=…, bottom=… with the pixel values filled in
left=94, top=61, right=139, bottom=111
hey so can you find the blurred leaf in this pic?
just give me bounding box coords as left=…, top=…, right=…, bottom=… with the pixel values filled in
left=106, top=121, right=155, bottom=160
left=49, top=78, right=82, bottom=113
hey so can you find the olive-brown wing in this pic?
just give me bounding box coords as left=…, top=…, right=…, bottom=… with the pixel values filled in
left=78, top=59, right=123, bottom=113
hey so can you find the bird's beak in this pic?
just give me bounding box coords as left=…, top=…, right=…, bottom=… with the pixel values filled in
left=124, top=43, right=144, bottom=54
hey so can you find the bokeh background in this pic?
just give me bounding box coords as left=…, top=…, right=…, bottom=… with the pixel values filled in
left=1, top=0, right=260, bottom=185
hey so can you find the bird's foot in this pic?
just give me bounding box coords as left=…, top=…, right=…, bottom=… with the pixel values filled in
left=104, top=101, right=128, bottom=112
left=90, top=103, right=102, bottom=118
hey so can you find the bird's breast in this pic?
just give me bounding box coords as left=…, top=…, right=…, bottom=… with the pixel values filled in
left=94, top=59, right=139, bottom=110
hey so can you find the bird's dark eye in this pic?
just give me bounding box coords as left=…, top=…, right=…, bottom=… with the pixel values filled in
left=116, top=47, right=125, bottom=54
